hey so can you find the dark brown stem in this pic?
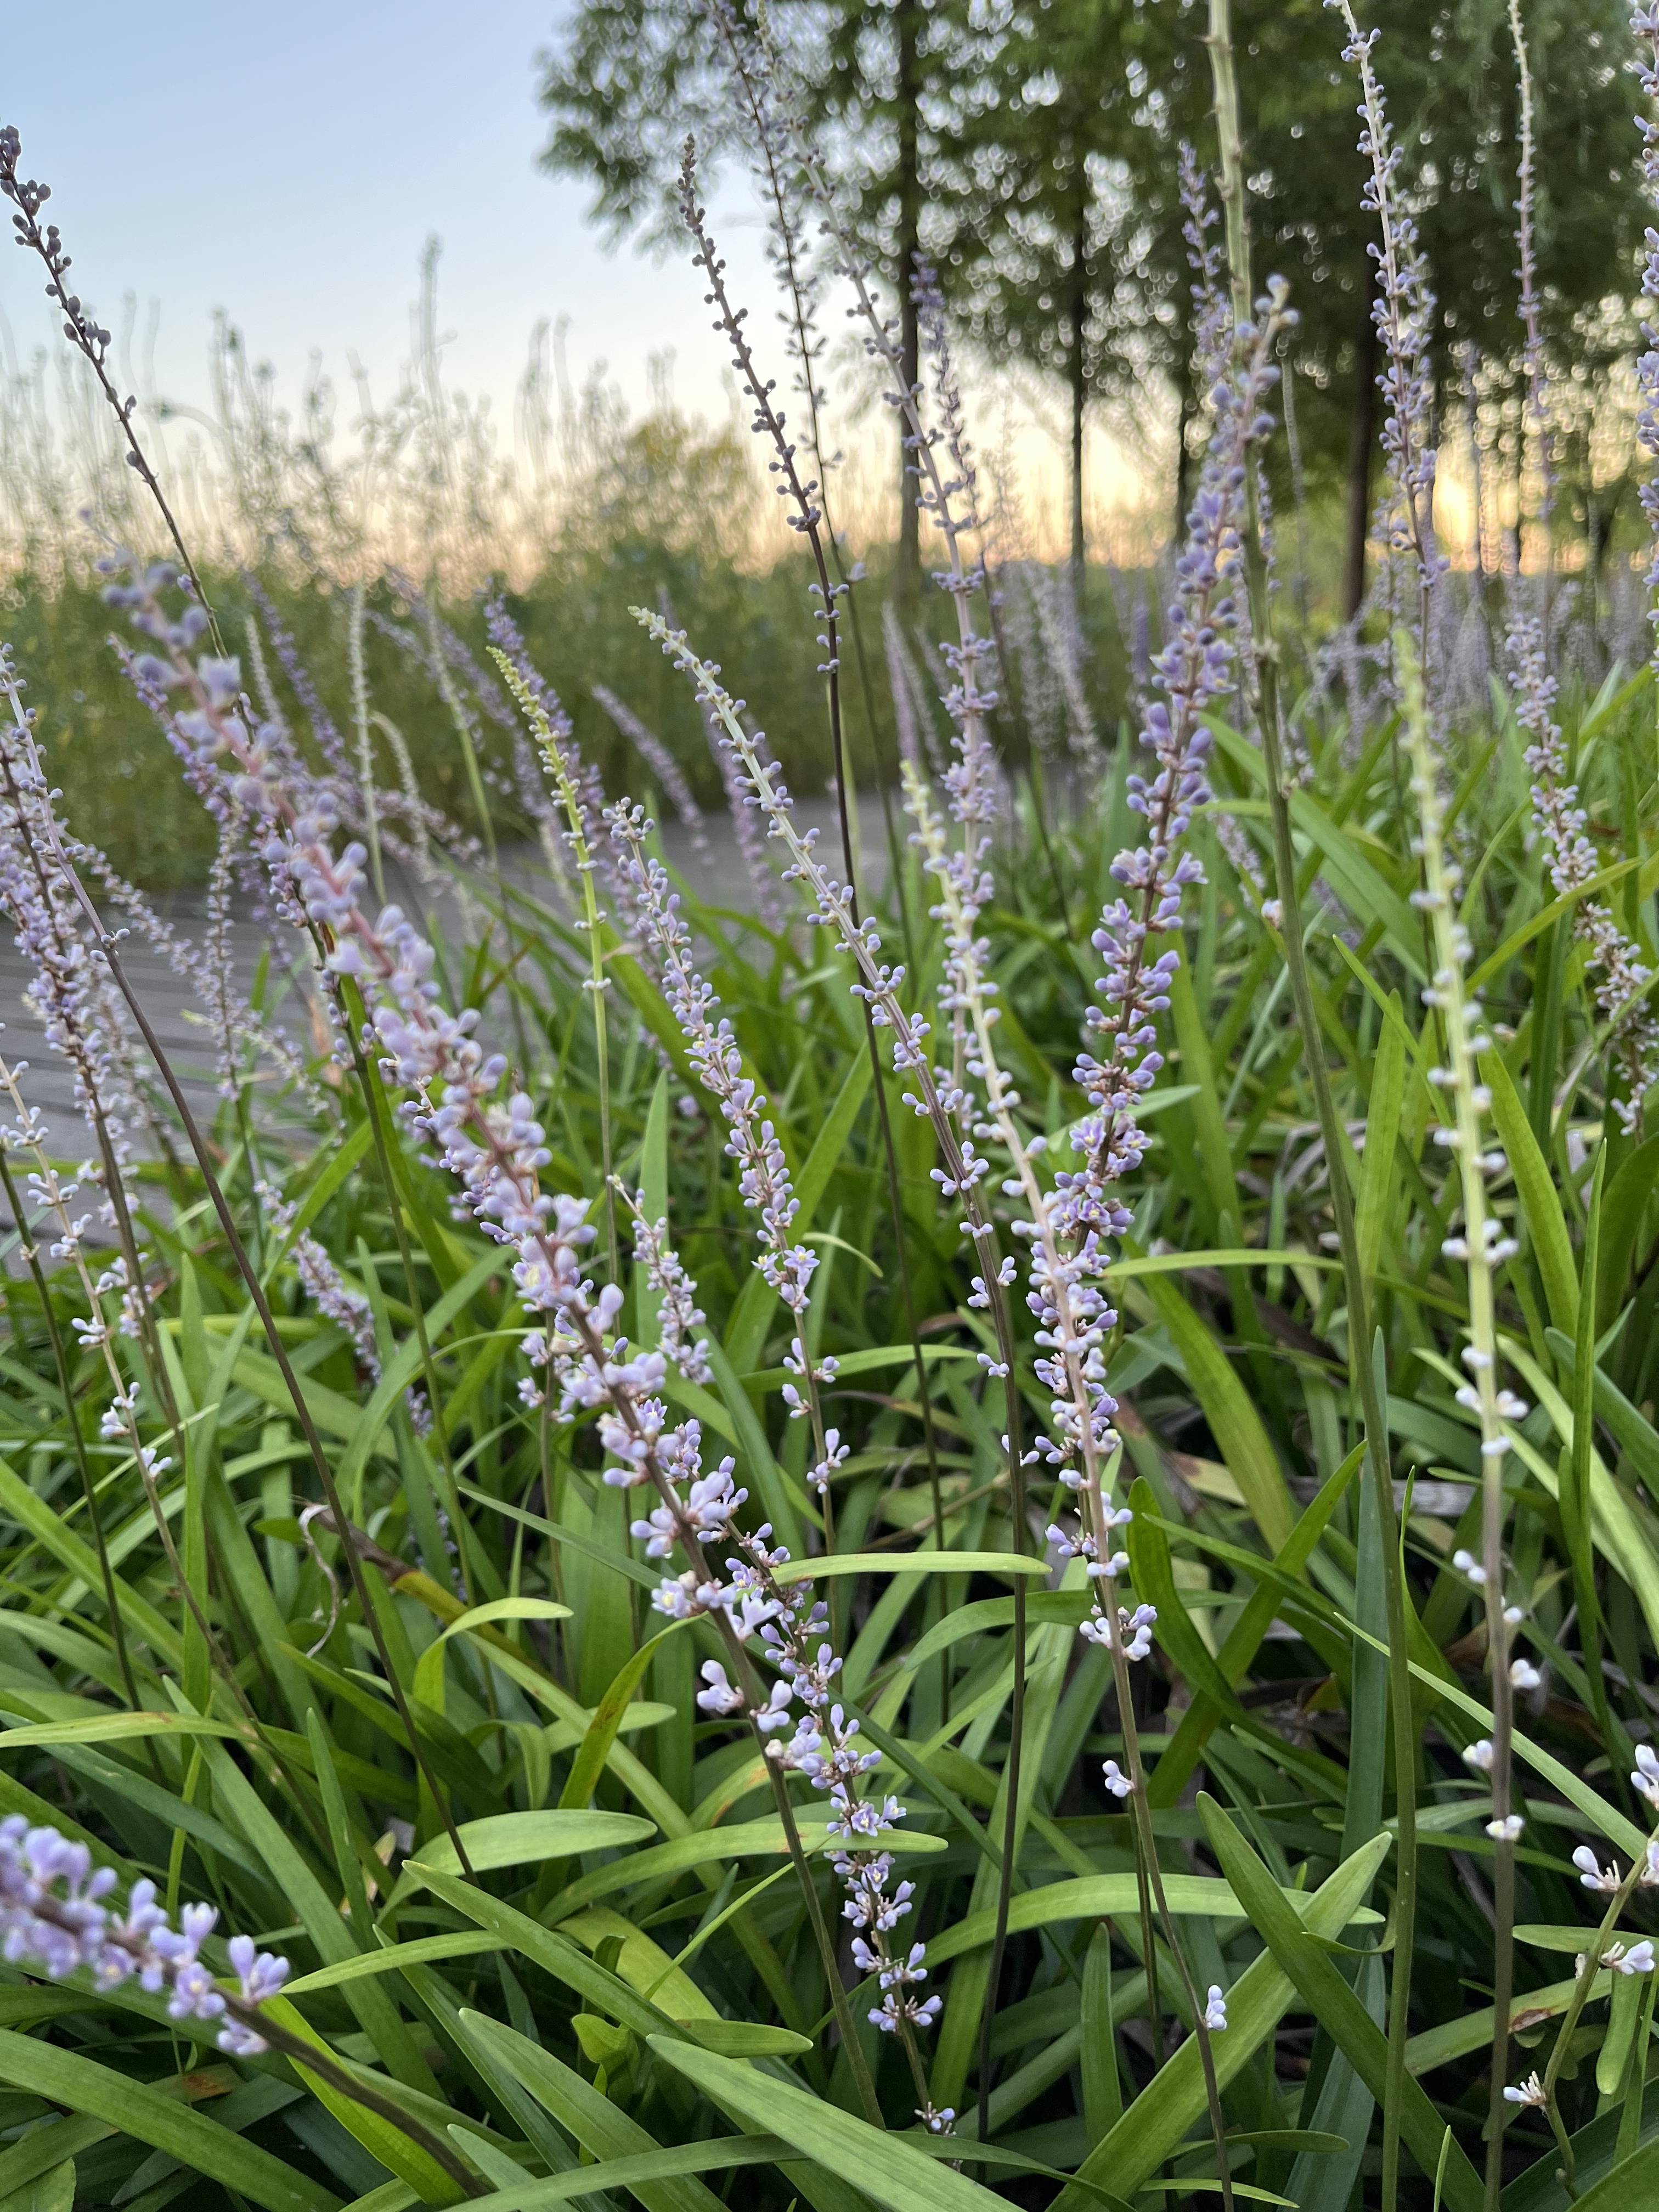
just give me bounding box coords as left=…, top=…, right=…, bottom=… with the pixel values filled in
left=678, top=126, right=954, bottom=1670
left=0, top=133, right=226, bottom=659
left=236, top=2003, right=480, bottom=2197
left=894, top=0, right=923, bottom=602
left=1068, top=176, right=1088, bottom=575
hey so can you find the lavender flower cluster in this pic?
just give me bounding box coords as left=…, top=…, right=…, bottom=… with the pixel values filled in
left=0, top=649, right=143, bottom=1204
left=1506, top=608, right=1659, bottom=1124
left=1057, top=283, right=1293, bottom=1259
left=259, top=1182, right=379, bottom=1368
left=616, top=1183, right=713, bottom=1389
left=1329, top=0, right=1446, bottom=603
left=523, top=806, right=946, bottom=2057
left=657, top=585, right=788, bottom=932
left=591, top=685, right=711, bottom=861
left=481, top=598, right=650, bottom=945
left=258, top=1182, right=433, bottom=1436
left=487, top=1134, right=945, bottom=2074
left=1178, top=144, right=1233, bottom=398
left=478, top=601, right=590, bottom=816
left=0, top=1817, right=289, bottom=2055
left=1634, top=5, right=1659, bottom=663
left=697, top=1527, right=943, bottom=2044
left=93, top=558, right=626, bottom=1455
left=607, top=804, right=844, bottom=1487
left=909, top=239, right=1288, bottom=1787
left=635, top=619, right=992, bottom=1236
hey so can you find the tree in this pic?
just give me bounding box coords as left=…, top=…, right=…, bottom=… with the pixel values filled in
left=535, top=0, right=738, bottom=249
left=538, top=0, right=1647, bottom=606
left=1227, top=0, right=1644, bottom=613
left=536, top=0, right=987, bottom=594
left=951, top=0, right=1198, bottom=569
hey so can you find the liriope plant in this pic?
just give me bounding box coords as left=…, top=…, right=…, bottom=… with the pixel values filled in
left=0, top=8, right=1658, bottom=2212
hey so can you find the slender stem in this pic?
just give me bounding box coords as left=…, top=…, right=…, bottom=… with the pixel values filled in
left=866, top=1046, right=951, bottom=1698
left=975, top=1570, right=1027, bottom=2142
left=0, top=139, right=228, bottom=659
left=839, top=580, right=916, bottom=966
left=1398, top=653, right=1515, bottom=2209
left=332, top=982, right=473, bottom=1605
left=504, top=653, right=618, bottom=1275
left=423, top=597, right=498, bottom=873
left=320, top=960, right=471, bottom=1566
left=1534, top=1790, right=1659, bottom=2189
left=232, top=2002, right=482, bottom=2197
left=764, top=1756, right=885, bottom=2125
left=1109, top=1611, right=1231, bottom=2203
left=1203, top=10, right=1417, bottom=2207
left=674, top=137, right=950, bottom=1623
left=0, top=750, right=178, bottom=1427
left=0, top=960, right=246, bottom=1739
left=1506, top=0, right=1554, bottom=636
left=347, top=585, right=386, bottom=909
left=979, top=586, right=1071, bottom=940
left=0, top=1053, right=336, bottom=1850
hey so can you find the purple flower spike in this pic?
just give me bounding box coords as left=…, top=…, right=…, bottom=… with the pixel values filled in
left=0, top=1817, right=288, bottom=2056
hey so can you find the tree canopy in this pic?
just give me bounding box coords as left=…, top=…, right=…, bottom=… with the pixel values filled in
left=538, top=0, right=1649, bottom=586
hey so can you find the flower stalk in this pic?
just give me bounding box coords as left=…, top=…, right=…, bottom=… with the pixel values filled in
left=1401, top=635, right=1534, bottom=2209
left=1205, top=10, right=1421, bottom=2204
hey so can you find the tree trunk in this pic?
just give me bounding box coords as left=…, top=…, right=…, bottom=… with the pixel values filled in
left=1343, top=285, right=1380, bottom=620
left=1069, top=188, right=1088, bottom=576
left=895, top=0, right=922, bottom=602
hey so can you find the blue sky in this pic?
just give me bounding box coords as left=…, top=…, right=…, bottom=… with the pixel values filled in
left=0, top=1, right=765, bottom=433
left=0, top=4, right=1149, bottom=556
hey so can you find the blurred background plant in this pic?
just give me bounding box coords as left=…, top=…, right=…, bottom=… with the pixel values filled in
left=0, top=0, right=1649, bottom=888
